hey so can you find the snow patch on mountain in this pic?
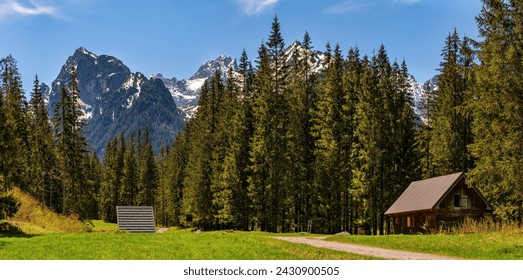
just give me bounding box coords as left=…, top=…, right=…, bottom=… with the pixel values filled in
left=44, top=47, right=185, bottom=156
left=154, top=55, right=238, bottom=119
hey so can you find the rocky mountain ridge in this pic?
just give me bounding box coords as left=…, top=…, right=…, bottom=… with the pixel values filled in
left=43, top=46, right=436, bottom=156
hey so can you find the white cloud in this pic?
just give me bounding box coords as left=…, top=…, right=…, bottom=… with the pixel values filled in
left=233, top=0, right=278, bottom=15
left=394, top=0, right=421, bottom=4
left=0, top=0, right=57, bottom=17
left=322, top=0, right=361, bottom=15
left=323, top=0, right=421, bottom=15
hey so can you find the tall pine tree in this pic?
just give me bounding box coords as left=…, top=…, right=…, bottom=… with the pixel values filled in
left=53, top=66, right=91, bottom=218
left=469, top=0, right=523, bottom=222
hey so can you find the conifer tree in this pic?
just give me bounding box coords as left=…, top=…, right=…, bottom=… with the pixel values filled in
left=0, top=70, right=19, bottom=219
left=99, top=138, right=121, bottom=222
left=285, top=33, right=318, bottom=232
left=27, top=75, right=59, bottom=209
left=165, top=123, right=191, bottom=226
left=1, top=55, right=29, bottom=189
left=342, top=47, right=362, bottom=233
left=121, top=132, right=138, bottom=206
left=53, top=66, right=91, bottom=218
left=469, top=0, right=523, bottom=221
left=182, top=80, right=219, bottom=228
left=156, top=146, right=171, bottom=226
left=312, top=44, right=347, bottom=233
left=429, top=30, right=474, bottom=176
left=137, top=128, right=159, bottom=207
left=418, top=80, right=437, bottom=179
left=211, top=68, right=250, bottom=228
left=249, top=19, right=291, bottom=231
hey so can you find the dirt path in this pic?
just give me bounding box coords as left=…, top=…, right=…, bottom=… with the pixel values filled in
left=274, top=236, right=459, bottom=260
left=156, top=228, right=169, bottom=233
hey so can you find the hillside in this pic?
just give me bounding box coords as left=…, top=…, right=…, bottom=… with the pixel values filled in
left=1, top=188, right=88, bottom=234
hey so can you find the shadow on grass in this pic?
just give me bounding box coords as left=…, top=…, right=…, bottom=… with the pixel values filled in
left=0, top=222, right=36, bottom=238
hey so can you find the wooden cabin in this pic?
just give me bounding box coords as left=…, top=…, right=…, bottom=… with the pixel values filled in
left=385, top=172, right=493, bottom=234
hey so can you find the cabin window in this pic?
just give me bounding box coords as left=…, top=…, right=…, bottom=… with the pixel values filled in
left=454, top=194, right=460, bottom=208
left=407, top=216, right=412, bottom=227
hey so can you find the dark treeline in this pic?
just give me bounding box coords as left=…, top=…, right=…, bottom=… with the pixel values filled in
left=0, top=60, right=99, bottom=220
left=1, top=0, right=522, bottom=232
left=154, top=17, right=420, bottom=234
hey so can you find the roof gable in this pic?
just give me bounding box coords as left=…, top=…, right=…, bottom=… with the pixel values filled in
left=385, top=172, right=464, bottom=215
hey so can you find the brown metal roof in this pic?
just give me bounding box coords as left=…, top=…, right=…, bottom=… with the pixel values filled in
left=385, top=172, right=464, bottom=215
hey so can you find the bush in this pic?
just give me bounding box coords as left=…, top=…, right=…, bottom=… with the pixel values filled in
left=0, top=195, right=20, bottom=220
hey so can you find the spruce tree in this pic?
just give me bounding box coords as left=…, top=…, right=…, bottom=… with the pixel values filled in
left=53, top=66, right=91, bottom=218
left=0, top=68, right=19, bottom=219
left=285, top=33, right=318, bottom=232
left=138, top=128, right=159, bottom=207
left=210, top=68, right=248, bottom=228
left=469, top=0, right=523, bottom=222
left=27, top=75, right=59, bottom=209
left=1, top=55, right=29, bottom=189
left=182, top=80, right=218, bottom=229
left=353, top=54, right=379, bottom=235
left=165, top=124, right=191, bottom=226
left=99, top=138, right=121, bottom=222
left=249, top=18, right=291, bottom=232
left=312, top=44, right=347, bottom=233
left=429, top=30, right=474, bottom=176
left=121, top=132, right=138, bottom=206
left=418, top=80, right=437, bottom=179
left=342, top=47, right=362, bottom=233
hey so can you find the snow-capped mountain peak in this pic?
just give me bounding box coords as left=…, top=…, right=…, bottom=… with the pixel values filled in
left=156, top=55, right=237, bottom=119
left=45, top=47, right=184, bottom=155
left=190, top=55, right=237, bottom=80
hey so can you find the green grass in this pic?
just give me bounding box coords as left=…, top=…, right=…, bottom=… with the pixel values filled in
left=0, top=230, right=375, bottom=260
left=86, top=220, right=119, bottom=232
left=327, top=233, right=523, bottom=260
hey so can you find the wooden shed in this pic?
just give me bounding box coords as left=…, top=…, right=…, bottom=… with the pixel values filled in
left=385, top=172, right=493, bottom=234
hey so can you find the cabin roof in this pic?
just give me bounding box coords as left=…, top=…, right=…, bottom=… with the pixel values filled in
left=385, top=172, right=464, bottom=215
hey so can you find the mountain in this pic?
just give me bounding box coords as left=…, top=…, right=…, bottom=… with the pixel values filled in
left=284, top=41, right=326, bottom=73
left=155, top=41, right=434, bottom=125
left=153, top=55, right=237, bottom=118
left=43, top=46, right=435, bottom=156
left=45, top=47, right=185, bottom=155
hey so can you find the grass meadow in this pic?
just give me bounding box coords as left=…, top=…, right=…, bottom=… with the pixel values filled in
left=328, top=232, right=523, bottom=260
left=1, top=189, right=522, bottom=260
left=0, top=229, right=375, bottom=260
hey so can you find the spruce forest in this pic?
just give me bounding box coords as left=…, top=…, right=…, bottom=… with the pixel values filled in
left=1, top=0, right=522, bottom=234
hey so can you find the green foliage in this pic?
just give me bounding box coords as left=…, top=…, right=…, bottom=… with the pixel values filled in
left=249, top=19, right=292, bottom=232
left=53, top=66, right=94, bottom=218
left=468, top=0, right=523, bottom=222
left=0, top=55, right=29, bottom=190
left=27, top=75, right=60, bottom=211
left=426, top=30, right=475, bottom=176
left=99, top=129, right=160, bottom=223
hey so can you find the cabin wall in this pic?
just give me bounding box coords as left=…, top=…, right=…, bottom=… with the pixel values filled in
left=391, top=212, right=435, bottom=234
left=437, top=178, right=489, bottom=212
left=391, top=209, right=490, bottom=234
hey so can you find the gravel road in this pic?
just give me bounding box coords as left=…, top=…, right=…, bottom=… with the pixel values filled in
left=275, top=236, right=460, bottom=260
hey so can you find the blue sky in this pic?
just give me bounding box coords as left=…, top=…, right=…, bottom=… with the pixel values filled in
left=0, top=0, right=482, bottom=93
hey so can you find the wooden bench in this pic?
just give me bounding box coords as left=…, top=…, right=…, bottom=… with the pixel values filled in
left=116, top=206, right=156, bottom=233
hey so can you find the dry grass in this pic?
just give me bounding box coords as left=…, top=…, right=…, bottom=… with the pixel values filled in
left=2, top=188, right=88, bottom=234
left=449, top=217, right=523, bottom=235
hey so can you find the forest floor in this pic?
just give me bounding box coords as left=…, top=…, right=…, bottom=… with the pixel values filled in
left=275, top=236, right=460, bottom=260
